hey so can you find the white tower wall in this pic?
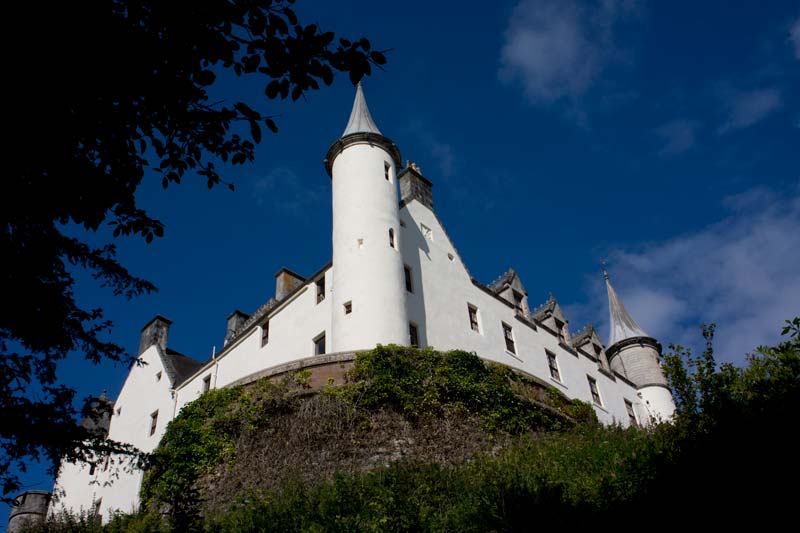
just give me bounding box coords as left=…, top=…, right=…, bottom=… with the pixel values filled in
left=638, top=385, right=677, bottom=424
left=330, top=141, right=409, bottom=351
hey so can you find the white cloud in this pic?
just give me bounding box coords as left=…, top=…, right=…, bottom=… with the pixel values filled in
left=790, top=17, right=800, bottom=59
left=499, top=0, right=638, bottom=104
left=406, top=119, right=458, bottom=180
left=251, top=166, right=324, bottom=213
left=718, top=88, right=783, bottom=133
left=568, top=184, right=800, bottom=366
left=654, top=119, right=699, bottom=156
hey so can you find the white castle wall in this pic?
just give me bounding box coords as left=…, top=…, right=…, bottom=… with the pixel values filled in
left=399, top=200, right=645, bottom=426
left=51, top=344, right=175, bottom=521
left=175, top=270, right=333, bottom=413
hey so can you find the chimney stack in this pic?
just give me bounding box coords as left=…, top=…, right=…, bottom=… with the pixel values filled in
left=398, top=162, right=434, bottom=211
left=224, top=310, right=250, bottom=345
left=138, top=315, right=172, bottom=355
left=275, top=268, right=305, bottom=301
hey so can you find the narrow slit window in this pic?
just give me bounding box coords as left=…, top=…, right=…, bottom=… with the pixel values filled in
left=502, top=323, right=515, bottom=354
left=202, top=375, right=211, bottom=392
left=261, top=321, right=269, bottom=347
left=468, top=305, right=480, bottom=333
left=588, top=377, right=602, bottom=406
left=316, top=277, right=325, bottom=303
left=314, top=333, right=326, bottom=355
left=155, top=371, right=162, bottom=382
left=624, top=399, right=638, bottom=427
left=384, top=161, right=391, bottom=181
left=149, top=411, right=158, bottom=436
left=404, top=266, right=413, bottom=293
left=344, top=301, right=352, bottom=315
left=546, top=350, right=560, bottom=382
left=409, top=323, right=419, bottom=347
left=389, top=228, right=396, bottom=249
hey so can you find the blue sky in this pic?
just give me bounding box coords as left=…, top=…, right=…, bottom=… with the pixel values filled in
left=6, top=0, right=799, bottom=520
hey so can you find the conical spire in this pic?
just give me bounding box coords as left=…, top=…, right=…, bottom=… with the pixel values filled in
left=604, top=269, right=649, bottom=347
left=342, top=81, right=382, bottom=136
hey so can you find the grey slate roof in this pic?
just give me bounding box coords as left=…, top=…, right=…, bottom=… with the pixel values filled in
left=605, top=273, right=649, bottom=347
left=342, top=82, right=382, bottom=136
left=161, top=347, right=205, bottom=387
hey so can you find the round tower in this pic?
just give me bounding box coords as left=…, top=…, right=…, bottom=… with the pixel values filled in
left=603, top=270, right=676, bottom=423
left=7, top=491, right=51, bottom=533
left=324, top=83, right=409, bottom=352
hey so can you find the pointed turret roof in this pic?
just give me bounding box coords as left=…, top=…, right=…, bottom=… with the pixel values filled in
left=604, top=269, right=649, bottom=347
left=342, top=81, right=382, bottom=136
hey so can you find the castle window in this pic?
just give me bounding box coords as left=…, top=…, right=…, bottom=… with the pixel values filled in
left=468, top=305, right=480, bottom=333
left=155, top=371, right=162, bottom=382
left=513, top=290, right=523, bottom=313
left=261, top=320, right=269, bottom=347
left=316, top=277, right=325, bottom=303
left=502, top=323, right=515, bottom=354
left=93, top=498, right=102, bottom=517
left=587, top=377, right=602, bottom=406
left=404, top=265, right=413, bottom=293
left=203, top=375, right=211, bottom=393
left=546, top=350, right=561, bottom=382
left=625, top=399, right=638, bottom=427
left=103, top=455, right=110, bottom=472
left=115, top=406, right=122, bottom=416
left=389, top=228, right=396, bottom=249
left=149, top=411, right=158, bottom=436
left=314, top=333, right=326, bottom=355
left=384, top=161, right=391, bottom=181
left=89, top=463, right=96, bottom=476
left=555, top=318, right=568, bottom=343
left=344, top=301, right=352, bottom=314
left=358, top=238, right=364, bottom=249
left=409, top=322, right=419, bottom=347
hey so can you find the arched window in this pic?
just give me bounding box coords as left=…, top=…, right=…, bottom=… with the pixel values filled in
left=389, top=228, right=395, bottom=249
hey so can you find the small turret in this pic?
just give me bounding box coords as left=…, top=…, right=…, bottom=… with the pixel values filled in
left=603, top=269, right=676, bottom=423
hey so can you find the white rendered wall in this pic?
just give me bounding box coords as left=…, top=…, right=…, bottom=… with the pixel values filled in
left=330, top=142, right=409, bottom=352
left=51, top=344, right=176, bottom=521
left=175, top=270, right=333, bottom=412
left=399, top=200, right=646, bottom=426
left=638, top=385, right=676, bottom=424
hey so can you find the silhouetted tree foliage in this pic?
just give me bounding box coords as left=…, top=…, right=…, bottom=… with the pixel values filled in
left=1, top=0, right=386, bottom=501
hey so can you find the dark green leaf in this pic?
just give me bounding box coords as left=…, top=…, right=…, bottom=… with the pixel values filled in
left=250, top=120, right=262, bottom=143
left=195, top=70, right=216, bottom=86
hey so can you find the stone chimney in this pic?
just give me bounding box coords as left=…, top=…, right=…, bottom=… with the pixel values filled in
left=138, top=315, right=172, bottom=355
left=224, top=310, right=250, bottom=345
left=398, top=162, right=434, bottom=211
left=275, top=268, right=305, bottom=301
